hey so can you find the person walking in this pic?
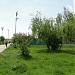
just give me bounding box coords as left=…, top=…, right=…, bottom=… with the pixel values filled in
left=5, top=42, right=8, bottom=48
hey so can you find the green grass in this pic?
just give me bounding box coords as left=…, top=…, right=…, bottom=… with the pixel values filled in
left=0, top=44, right=75, bottom=75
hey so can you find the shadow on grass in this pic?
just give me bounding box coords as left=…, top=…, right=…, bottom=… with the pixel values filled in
left=16, top=53, right=33, bottom=60
left=61, top=50, right=75, bottom=55
left=37, top=49, right=75, bottom=55
left=37, top=49, right=51, bottom=53
left=23, top=55, right=33, bottom=60
left=18, top=54, right=33, bottom=60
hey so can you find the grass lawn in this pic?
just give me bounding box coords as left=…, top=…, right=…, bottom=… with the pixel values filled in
left=0, top=44, right=75, bottom=75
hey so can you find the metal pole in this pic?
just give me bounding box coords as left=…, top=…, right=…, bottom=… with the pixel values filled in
left=7, top=29, right=9, bottom=39
left=15, top=11, right=18, bottom=35
left=2, top=29, right=3, bottom=36
left=1, top=27, right=4, bottom=36
left=15, top=18, right=16, bottom=34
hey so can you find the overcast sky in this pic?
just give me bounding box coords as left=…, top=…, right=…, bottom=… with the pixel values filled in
left=0, top=0, right=74, bottom=38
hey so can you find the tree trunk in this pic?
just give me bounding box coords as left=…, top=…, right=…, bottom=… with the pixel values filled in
left=46, top=44, right=50, bottom=50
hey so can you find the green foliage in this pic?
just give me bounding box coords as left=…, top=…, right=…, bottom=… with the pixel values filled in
left=12, top=33, right=24, bottom=47
left=0, top=36, right=5, bottom=44
left=12, top=43, right=20, bottom=48
left=20, top=42, right=29, bottom=57
left=31, top=8, right=75, bottom=50
left=31, top=13, right=62, bottom=51
left=12, top=33, right=30, bottom=57
left=62, top=7, right=75, bottom=44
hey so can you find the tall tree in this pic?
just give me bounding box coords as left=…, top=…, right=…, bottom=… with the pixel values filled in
left=31, top=13, right=62, bottom=51
left=63, top=7, right=75, bottom=44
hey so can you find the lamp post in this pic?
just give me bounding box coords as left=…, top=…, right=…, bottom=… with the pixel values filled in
left=7, top=29, right=9, bottom=39
left=1, top=27, right=4, bottom=36
left=15, top=11, right=18, bottom=35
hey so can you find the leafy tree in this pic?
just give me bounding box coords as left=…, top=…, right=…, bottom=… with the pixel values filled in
left=56, top=13, right=62, bottom=26
left=31, top=13, right=62, bottom=51
left=0, top=36, right=5, bottom=44
left=63, top=7, right=75, bottom=44
left=12, top=33, right=30, bottom=57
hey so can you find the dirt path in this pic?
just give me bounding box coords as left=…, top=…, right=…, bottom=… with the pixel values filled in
left=0, top=44, right=10, bottom=53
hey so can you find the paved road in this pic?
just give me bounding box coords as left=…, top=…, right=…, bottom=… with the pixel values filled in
left=0, top=44, right=10, bottom=53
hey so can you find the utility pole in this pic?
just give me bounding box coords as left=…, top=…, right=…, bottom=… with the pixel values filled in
left=7, top=29, right=9, bottom=39
left=1, top=27, right=4, bottom=36
left=15, top=11, right=18, bottom=35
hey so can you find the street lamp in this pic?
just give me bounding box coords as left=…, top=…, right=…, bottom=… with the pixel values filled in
left=15, top=11, right=18, bottom=35
left=7, top=29, right=9, bottom=39
left=1, top=27, right=4, bottom=36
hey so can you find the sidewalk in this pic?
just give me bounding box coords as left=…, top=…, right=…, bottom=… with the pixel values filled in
left=0, top=44, right=10, bottom=53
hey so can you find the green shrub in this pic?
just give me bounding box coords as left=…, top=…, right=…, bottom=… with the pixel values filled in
left=20, top=42, right=29, bottom=57
left=12, top=43, right=20, bottom=48
left=12, top=33, right=24, bottom=47
left=0, top=36, right=5, bottom=44
left=12, top=33, right=30, bottom=57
